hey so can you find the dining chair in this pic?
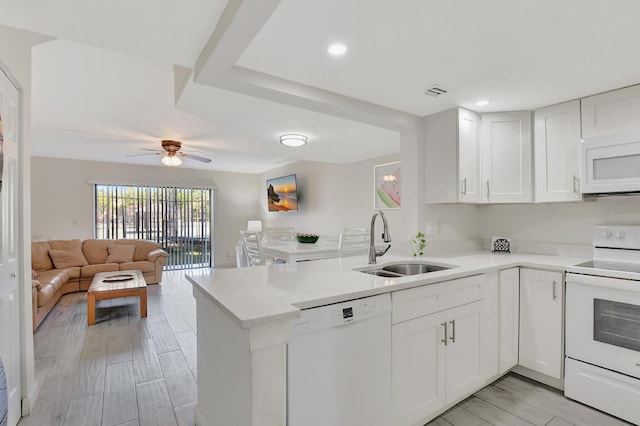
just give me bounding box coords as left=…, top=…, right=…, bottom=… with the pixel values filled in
left=240, top=231, right=267, bottom=266
left=338, top=231, right=370, bottom=256
left=265, top=227, right=295, bottom=243
left=344, top=227, right=367, bottom=234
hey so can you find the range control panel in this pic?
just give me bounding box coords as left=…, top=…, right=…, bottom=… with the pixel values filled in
left=593, top=225, right=640, bottom=250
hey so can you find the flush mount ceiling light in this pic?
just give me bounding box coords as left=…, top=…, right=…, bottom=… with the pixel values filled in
left=280, top=134, right=308, bottom=147
left=161, top=153, right=183, bottom=167
left=327, top=43, right=347, bottom=56
left=475, top=99, right=491, bottom=106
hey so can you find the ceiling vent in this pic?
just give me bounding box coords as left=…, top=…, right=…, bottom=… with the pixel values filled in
left=425, top=84, right=448, bottom=97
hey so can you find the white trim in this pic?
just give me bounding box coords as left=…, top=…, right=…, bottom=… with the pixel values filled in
left=88, top=179, right=219, bottom=191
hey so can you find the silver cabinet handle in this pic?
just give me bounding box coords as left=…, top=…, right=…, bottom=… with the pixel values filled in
left=486, top=180, right=490, bottom=197
left=552, top=280, right=557, bottom=300
left=449, top=319, right=456, bottom=343
left=441, top=322, right=448, bottom=346
left=573, top=175, right=580, bottom=194
left=461, top=178, right=467, bottom=195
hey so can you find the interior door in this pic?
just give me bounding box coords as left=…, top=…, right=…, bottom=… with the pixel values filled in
left=0, top=66, right=21, bottom=426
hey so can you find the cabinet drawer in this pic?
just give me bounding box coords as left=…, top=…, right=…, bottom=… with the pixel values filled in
left=392, top=275, right=486, bottom=324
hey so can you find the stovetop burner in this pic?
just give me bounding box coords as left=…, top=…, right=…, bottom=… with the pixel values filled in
left=566, top=225, right=640, bottom=280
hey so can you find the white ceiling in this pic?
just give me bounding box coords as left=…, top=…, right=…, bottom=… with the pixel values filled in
left=3, top=0, right=640, bottom=172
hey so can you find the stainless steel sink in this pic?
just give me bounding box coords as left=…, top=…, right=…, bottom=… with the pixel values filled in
left=355, top=261, right=455, bottom=277
left=361, top=270, right=404, bottom=278
left=382, top=263, right=450, bottom=275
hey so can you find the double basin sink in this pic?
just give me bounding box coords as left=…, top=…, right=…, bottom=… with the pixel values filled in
left=355, top=261, right=456, bottom=278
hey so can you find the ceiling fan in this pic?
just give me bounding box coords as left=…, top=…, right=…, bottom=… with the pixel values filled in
left=128, top=140, right=212, bottom=167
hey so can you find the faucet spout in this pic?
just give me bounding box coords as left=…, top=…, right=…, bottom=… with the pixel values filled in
left=368, top=210, right=392, bottom=264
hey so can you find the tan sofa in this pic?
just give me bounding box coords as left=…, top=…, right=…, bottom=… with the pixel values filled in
left=31, top=238, right=168, bottom=330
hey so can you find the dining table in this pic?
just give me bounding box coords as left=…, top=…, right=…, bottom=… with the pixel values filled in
left=261, top=238, right=347, bottom=263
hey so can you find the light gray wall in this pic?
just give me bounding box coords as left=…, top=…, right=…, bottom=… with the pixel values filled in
left=257, top=155, right=406, bottom=250
left=31, top=157, right=259, bottom=266
left=477, top=197, right=640, bottom=245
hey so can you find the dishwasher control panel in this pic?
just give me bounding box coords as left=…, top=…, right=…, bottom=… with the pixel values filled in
left=291, top=293, right=391, bottom=336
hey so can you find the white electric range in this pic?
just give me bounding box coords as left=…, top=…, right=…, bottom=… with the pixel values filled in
left=565, top=225, right=640, bottom=425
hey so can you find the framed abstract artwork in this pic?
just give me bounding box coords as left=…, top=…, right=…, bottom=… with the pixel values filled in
left=374, top=161, right=400, bottom=209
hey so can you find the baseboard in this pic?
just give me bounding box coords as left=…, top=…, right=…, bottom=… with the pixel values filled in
left=21, top=379, right=41, bottom=416
left=511, top=365, right=564, bottom=390
left=194, top=404, right=204, bottom=426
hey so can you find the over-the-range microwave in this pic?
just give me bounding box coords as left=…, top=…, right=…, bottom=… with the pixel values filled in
left=581, top=132, right=640, bottom=194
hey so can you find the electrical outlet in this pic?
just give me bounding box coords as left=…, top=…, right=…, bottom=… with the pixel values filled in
left=425, top=222, right=434, bottom=236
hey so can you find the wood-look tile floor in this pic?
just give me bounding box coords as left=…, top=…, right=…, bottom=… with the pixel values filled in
left=428, top=373, right=632, bottom=426
left=19, top=269, right=199, bottom=426
left=20, top=269, right=632, bottom=426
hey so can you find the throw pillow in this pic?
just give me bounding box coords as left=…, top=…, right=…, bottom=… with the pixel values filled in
left=48, top=249, right=89, bottom=269
left=105, top=245, right=135, bottom=264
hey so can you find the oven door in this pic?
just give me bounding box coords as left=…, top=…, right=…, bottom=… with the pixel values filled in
left=581, top=134, right=640, bottom=193
left=566, top=273, right=640, bottom=379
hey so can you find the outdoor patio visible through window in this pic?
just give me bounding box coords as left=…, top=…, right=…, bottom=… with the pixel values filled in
left=94, top=184, right=212, bottom=269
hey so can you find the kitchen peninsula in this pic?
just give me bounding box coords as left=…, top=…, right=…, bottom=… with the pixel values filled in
left=186, top=251, right=586, bottom=426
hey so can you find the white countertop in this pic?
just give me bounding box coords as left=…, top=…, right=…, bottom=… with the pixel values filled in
left=186, top=250, right=588, bottom=329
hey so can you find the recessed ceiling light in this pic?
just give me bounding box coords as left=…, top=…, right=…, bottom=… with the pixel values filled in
left=475, top=99, right=491, bottom=106
left=280, top=134, right=308, bottom=147
left=327, top=43, right=347, bottom=56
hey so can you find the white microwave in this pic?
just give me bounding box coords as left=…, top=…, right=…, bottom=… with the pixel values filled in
left=581, top=132, right=640, bottom=194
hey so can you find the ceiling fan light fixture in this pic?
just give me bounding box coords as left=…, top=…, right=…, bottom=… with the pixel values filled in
left=279, top=134, right=308, bottom=147
left=161, top=154, right=182, bottom=167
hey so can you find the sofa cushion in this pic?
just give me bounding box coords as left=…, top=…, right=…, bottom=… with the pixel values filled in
left=106, top=245, right=135, bottom=263
left=80, top=263, right=119, bottom=277
left=116, top=239, right=161, bottom=262
left=32, top=241, right=54, bottom=272
left=49, top=249, right=89, bottom=269
left=120, top=261, right=155, bottom=273
left=49, top=239, right=83, bottom=250
left=35, top=270, right=66, bottom=294
left=82, top=239, right=111, bottom=264
left=37, top=283, right=56, bottom=308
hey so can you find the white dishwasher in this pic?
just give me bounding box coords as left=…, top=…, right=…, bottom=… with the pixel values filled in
left=287, top=293, right=391, bottom=426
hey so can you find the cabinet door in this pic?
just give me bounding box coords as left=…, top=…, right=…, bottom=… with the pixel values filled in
left=482, top=112, right=533, bottom=203
left=458, top=108, right=482, bottom=203
left=392, top=311, right=446, bottom=426
left=444, top=300, right=486, bottom=403
left=534, top=100, right=582, bottom=202
left=581, top=84, right=640, bottom=139
left=519, top=268, right=564, bottom=379
left=498, top=268, right=519, bottom=373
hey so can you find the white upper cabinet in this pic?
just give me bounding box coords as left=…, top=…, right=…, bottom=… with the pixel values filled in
left=581, top=84, right=640, bottom=139
left=458, top=109, right=483, bottom=203
left=481, top=112, right=533, bottom=203
left=425, top=108, right=481, bottom=203
left=534, top=100, right=582, bottom=202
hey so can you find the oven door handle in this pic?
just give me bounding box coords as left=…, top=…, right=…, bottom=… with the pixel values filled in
left=566, top=272, right=640, bottom=292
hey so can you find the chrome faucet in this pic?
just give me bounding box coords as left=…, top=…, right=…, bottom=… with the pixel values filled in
left=368, top=210, right=392, bottom=264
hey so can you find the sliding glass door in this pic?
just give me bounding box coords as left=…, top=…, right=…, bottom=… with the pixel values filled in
left=95, top=184, right=212, bottom=269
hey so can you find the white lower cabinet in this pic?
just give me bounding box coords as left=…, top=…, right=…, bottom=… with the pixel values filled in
left=391, top=275, right=498, bottom=426
left=519, top=268, right=564, bottom=379
left=498, top=268, right=519, bottom=373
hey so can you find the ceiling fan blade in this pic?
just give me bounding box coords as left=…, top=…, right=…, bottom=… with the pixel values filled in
left=125, top=152, right=161, bottom=158
left=183, top=153, right=212, bottom=163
